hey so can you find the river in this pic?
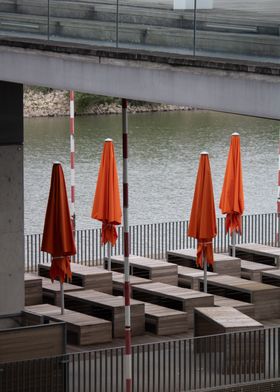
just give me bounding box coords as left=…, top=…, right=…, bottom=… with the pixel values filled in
left=24, top=110, right=279, bottom=234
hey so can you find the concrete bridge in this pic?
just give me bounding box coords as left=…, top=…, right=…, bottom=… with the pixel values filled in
left=0, top=0, right=280, bottom=316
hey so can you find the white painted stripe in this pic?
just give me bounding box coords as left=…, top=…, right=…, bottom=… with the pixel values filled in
left=71, top=135, right=75, bottom=151
left=124, top=355, right=132, bottom=379
left=123, top=207, right=129, bottom=232
left=71, top=202, right=75, bottom=214
left=125, top=306, right=131, bottom=326
left=70, top=101, right=74, bottom=118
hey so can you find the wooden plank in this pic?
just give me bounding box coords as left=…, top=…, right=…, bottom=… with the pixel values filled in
left=24, top=273, right=43, bottom=305
left=41, top=276, right=84, bottom=306
left=112, top=271, right=152, bottom=295
left=144, top=302, right=188, bottom=335
left=25, top=303, right=112, bottom=345
left=194, top=306, right=263, bottom=336
left=38, top=263, right=113, bottom=293
left=200, top=274, right=280, bottom=320
left=106, top=255, right=178, bottom=285
left=64, top=289, right=145, bottom=338
left=167, top=249, right=241, bottom=277
left=241, top=259, right=276, bottom=281
left=0, top=320, right=65, bottom=362
left=230, top=243, right=280, bottom=266
left=132, top=282, right=214, bottom=328
left=178, top=265, right=217, bottom=290
left=214, top=295, right=255, bottom=318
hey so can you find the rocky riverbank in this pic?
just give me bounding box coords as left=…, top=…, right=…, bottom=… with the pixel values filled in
left=24, top=88, right=192, bottom=118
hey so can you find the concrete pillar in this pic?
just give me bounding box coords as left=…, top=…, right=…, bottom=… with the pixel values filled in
left=0, top=81, right=24, bottom=316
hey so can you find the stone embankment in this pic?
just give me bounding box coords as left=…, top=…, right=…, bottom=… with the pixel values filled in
left=24, top=89, right=191, bottom=118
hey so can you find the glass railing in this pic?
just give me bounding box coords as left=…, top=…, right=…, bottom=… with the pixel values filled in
left=0, top=0, right=279, bottom=63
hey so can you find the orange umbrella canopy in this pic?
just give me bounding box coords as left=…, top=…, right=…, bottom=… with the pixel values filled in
left=188, top=153, right=217, bottom=268
left=92, top=139, right=122, bottom=246
left=219, top=133, right=244, bottom=234
left=41, top=162, right=76, bottom=283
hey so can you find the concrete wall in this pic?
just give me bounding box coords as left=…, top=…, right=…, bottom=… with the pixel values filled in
left=0, top=81, right=24, bottom=316
left=0, top=45, right=279, bottom=120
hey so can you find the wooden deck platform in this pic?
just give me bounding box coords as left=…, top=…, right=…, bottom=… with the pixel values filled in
left=38, top=263, right=113, bottom=293
left=106, top=255, right=178, bottom=285
left=241, top=259, right=276, bottom=281
left=200, top=275, right=280, bottom=320
left=24, top=273, right=43, bottom=306
left=178, top=266, right=218, bottom=290
left=144, top=302, right=188, bottom=335
left=64, top=289, right=145, bottom=338
left=112, top=271, right=152, bottom=295
left=132, top=282, right=214, bottom=328
left=41, top=276, right=84, bottom=306
left=230, top=243, right=280, bottom=267
left=214, top=295, right=255, bottom=318
left=24, top=303, right=112, bottom=345
left=194, top=306, right=263, bottom=336
left=167, top=249, right=241, bottom=277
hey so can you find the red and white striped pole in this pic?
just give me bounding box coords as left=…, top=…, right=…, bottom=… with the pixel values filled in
left=70, top=91, right=76, bottom=233
left=278, top=130, right=280, bottom=246
left=122, top=98, right=132, bottom=392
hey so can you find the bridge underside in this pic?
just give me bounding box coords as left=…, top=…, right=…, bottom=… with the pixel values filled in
left=0, top=41, right=279, bottom=120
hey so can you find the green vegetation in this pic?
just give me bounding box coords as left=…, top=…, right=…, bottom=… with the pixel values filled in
left=74, top=92, right=117, bottom=113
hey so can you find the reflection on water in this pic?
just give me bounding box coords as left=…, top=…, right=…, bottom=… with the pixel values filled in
left=24, top=110, right=278, bottom=234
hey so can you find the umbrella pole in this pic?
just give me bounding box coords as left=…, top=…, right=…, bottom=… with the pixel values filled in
left=107, top=242, right=111, bottom=271
left=232, top=230, right=236, bottom=257
left=60, top=281, right=64, bottom=315
left=203, top=253, right=207, bottom=293
left=122, top=98, right=132, bottom=392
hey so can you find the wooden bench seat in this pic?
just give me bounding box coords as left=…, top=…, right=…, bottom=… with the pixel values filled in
left=24, top=273, right=43, bottom=306
left=41, top=276, right=84, bottom=306
left=106, top=255, right=178, bottom=285
left=144, top=302, right=188, bottom=335
left=24, top=303, right=112, bottom=345
left=199, top=274, right=280, bottom=320
left=178, top=265, right=217, bottom=290
left=261, top=269, right=280, bottom=287
left=38, top=263, right=113, bottom=293
left=167, top=249, right=241, bottom=277
left=214, top=295, right=255, bottom=318
left=241, top=259, right=276, bottom=281
left=112, top=271, right=152, bottom=295
left=64, top=289, right=145, bottom=338
left=230, top=243, right=280, bottom=267
left=132, top=282, right=214, bottom=328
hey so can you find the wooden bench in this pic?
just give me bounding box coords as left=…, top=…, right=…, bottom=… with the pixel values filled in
left=105, top=255, right=178, bottom=285
left=25, top=303, right=112, bottom=345
left=132, top=282, right=214, bottom=328
left=241, top=259, right=276, bottom=281
left=261, top=269, right=280, bottom=287
left=178, top=265, right=218, bottom=290
left=24, top=273, right=43, bottom=305
left=112, top=271, right=152, bottom=295
left=214, top=295, right=255, bottom=318
left=194, top=306, right=263, bottom=336
left=64, top=289, right=145, bottom=338
left=199, top=274, right=280, bottom=320
left=144, top=302, right=188, bottom=335
left=230, top=243, right=280, bottom=267
left=41, top=276, right=84, bottom=306
left=167, top=249, right=241, bottom=277
left=38, top=263, right=113, bottom=293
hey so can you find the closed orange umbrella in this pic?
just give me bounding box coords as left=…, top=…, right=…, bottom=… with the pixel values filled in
left=41, top=162, right=76, bottom=313
left=188, top=152, right=217, bottom=292
left=92, top=139, right=122, bottom=268
left=219, top=132, right=244, bottom=256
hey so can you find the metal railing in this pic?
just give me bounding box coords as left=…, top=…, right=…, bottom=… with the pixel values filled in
left=0, top=0, right=280, bottom=63
left=25, top=212, right=278, bottom=272
left=1, top=326, right=279, bottom=391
